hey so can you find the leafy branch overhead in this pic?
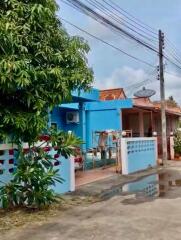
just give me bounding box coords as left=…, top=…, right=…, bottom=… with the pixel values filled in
left=0, top=0, right=93, bottom=142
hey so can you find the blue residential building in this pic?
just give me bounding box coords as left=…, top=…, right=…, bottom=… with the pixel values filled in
left=50, top=88, right=133, bottom=150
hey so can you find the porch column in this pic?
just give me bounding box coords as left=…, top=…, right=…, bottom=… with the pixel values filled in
left=152, top=113, right=156, bottom=132
left=170, top=136, right=174, bottom=160
left=139, top=111, right=144, bottom=137
left=79, top=103, right=86, bottom=151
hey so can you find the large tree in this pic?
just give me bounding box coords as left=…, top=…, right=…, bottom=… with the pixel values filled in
left=0, top=0, right=93, bottom=143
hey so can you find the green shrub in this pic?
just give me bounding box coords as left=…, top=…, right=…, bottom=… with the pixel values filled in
left=0, top=130, right=82, bottom=209
left=174, top=130, right=181, bottom=155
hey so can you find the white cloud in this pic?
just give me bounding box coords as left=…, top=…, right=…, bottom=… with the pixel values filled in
left=95, top=66, right=181, bottom=105
left=95, top=66, right=151, bottom=89
left=165, top=72, right=181, bottom=104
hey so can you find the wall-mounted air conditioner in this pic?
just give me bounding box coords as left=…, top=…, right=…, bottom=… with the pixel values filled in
left=66, top=112, right=79, bottom=124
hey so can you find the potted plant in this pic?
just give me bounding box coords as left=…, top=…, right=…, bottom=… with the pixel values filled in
left=174, top=130, right=181, bottom=160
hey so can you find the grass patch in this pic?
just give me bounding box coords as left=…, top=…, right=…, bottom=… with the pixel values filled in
left=0, top=195, right=97, bottom=232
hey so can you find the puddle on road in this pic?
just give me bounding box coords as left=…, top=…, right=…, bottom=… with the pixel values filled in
left=101, top=171, right=181, bottom=204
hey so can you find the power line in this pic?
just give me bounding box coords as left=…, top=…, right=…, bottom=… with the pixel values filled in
left=164, top=50, right=181, bottom=66
left=64, top=0, right=159, bottom=54
left=61, top=18, right=155, bottom=68
left=125, top=68, right=157, bottom=90
left=125, top=77, right=156, bottom=91
left=59, top=0, right=136, bottom=47
left=68, top=0, right=158, bottom=51
left=163, top=55, right=181, bottom=72
left=103, top=0, right=157, bottom=34
left=60, top=0, right=157, bottom=50
left=60, top=0, right=181, bottom=74
left=165, top=70, right=181, bottom=78
left=125, top=77, right=158, bottom=96
left=164, top=43, right=181, bottom=66
left=86, top=0, right=158, bottom=43
left=165, top=38, right=181, bottom=58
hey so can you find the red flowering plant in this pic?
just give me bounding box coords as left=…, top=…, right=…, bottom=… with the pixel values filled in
left=0, top=129, right=82, bottom=209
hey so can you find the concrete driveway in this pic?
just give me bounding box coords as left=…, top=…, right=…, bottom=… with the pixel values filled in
left=1, top=163, right=181, bottom=240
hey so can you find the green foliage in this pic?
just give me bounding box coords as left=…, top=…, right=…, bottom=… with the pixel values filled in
left=0, top=130, right=82, bottom=209
left=0, top=148, right=61, bottom=209
left=166, top=96, right=178, bottom=108
left=174, top=130, right=181, bottom=155
left=0, top=0, right=93, bottom=143
left=50, top=128, right=83, bottom=158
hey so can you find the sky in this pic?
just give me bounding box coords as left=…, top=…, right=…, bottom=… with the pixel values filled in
left=56, top=0, right=181, bottom=104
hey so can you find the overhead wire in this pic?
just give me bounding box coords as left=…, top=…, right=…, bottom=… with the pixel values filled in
left=164, top=41, right=181, bottom=67
left=125, top=76, right=158, bottom=96
left=165, top=38, right=181, bottom=58
left=164, top=50, right=181, bottom=66
left=60, top=0, right=157, bottom=50
left=103, top=0, right=158, bottom=34
left=99, top=0, right=181, bottom=69
left=89, top=0, right=181, bottom=69
left=125, top=67, right=158, bottom=90
left=86, top=0, right=158, bottom=43
left=61, top=18, right=155, bottom=68
left=60, top=0, right=181, bottom=75
left=64, top=0, right=159, bottom=54
left=164, top=70, right=181, bottom=79
left=163, top=55, right=181, bottom=72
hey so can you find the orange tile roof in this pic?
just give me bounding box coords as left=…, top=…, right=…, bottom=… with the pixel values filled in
left=99, top=88, right=181, bottom=116
left=100, top=88, right=126, bottom=100
left=133, top=97, right=181, bottom=115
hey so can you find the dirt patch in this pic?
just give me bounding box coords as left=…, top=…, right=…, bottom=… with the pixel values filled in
left=0, top=195, right=98, bottom=232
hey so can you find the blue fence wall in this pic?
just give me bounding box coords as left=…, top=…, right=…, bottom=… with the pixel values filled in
left=0, top=145, right=74, bottom=195
left=50, top=149, right=73, bottom=194
left=121, top=138, right=157, bottom=174
left=0, top=149, right=16, bottom=187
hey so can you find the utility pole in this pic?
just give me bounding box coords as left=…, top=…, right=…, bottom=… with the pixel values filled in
left=158, top=29, right=167, bottom=163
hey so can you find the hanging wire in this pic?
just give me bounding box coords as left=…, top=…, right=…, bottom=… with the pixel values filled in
left=60, top=0, right=181, bottom=75
left=64, top=0, right=159, bottom=54
left=103, top=0, right=158, bottom=34
left=61, top=17, right=156, bottom=68
left=86, top=0, right=158, bottom=43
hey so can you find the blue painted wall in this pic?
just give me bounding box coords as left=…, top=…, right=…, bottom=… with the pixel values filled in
left=51, top=94, right=133, bottom=150
left=86, top=109, right=121, bottom=148
left=51, top=107, right=82, bottom=138
left=85, top=99, right=132, bottom=149
left=51, top=107, right=63, bottom=129
left=85, top=99, right=132, bottom=111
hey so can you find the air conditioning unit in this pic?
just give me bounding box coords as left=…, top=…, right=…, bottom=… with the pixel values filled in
left=66, top=111, right=79, bottom=124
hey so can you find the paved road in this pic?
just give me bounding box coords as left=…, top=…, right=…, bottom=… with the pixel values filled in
left=1, top=164, right=181, bottom=240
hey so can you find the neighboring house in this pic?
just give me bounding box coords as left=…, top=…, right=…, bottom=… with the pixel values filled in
left=100, top=88, right=181, bottom=157
left=51, top=87, right=181, bottom=156
left=100, top=88, right=181, bottom=137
